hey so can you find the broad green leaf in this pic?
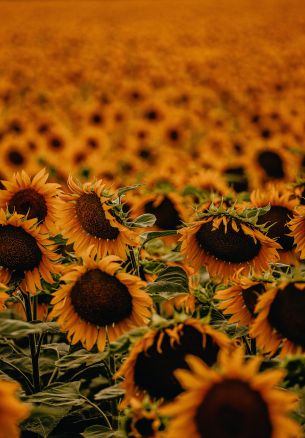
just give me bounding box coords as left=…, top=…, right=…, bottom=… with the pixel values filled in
left=141, top=230, right=177, bottom=244
left=129, top=213, right=156, bottom=228
left=82, top=426, right=125, bottom=438
left=21, top=405, right=72, bottom=438
left=94, top=384, right=124, bottom=400
left=146, top=265, right=189, bottom=295
left=117, top=184, right=141, bottom=197
left=26, top=381, right=85, bottom=407
left=55, top=349, right=109, bottom=371
left=0, top=318, right=60, bottom=338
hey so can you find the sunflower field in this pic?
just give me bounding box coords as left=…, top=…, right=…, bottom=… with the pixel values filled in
left=1, top=1, right=305, bottom=437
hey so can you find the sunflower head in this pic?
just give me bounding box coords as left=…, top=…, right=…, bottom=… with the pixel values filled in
left=251, top=279, right=305, bottom=357
left=0, top=210, right=59, bottom=294
left=124, top=398, right=165, bottom=438
left=115, top=318, right=233, bottom=406
left=250, top=186, right=299, bottom=263
left=215, top=275, right=269, bottom=326
left=0, top=168, right=61, bottom=233
left=179, top=204, right=281, bottom=281
left=57, top=176, right=140, bottom=259
left=50, top=254, right=152, bottom=351
left=162, top=348, right=301, bottom=438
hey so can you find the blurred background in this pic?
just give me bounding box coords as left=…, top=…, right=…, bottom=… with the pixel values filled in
left=1, top=0, right=305, bottom=191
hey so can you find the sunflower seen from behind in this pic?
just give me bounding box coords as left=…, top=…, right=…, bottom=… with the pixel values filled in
left=162, top=348, right=301, bottom=438
left=57, top=176, right=139, bottom=259
left=179, top=204, right=280, bottom=282
left=50, top=254, right=152, bottom=351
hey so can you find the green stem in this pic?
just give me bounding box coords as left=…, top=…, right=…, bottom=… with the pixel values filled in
left=47, top=367, right=58, bottom=386
left=22, top=293, right=41, bottom=392
left=81, top=395, right=112, bottom=430
left=32, top=295, right=38, bottom=320
left=129, top=246, right=140, bottom=276
left=0, top=358, right=34, bottom=394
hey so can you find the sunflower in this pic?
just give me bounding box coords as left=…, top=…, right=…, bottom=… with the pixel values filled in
left=133, top=192, right=186, bottom=234
left=0, top=137, right=39, bottom=177
left=140, top=162, right=185, bottom=191
left=0, top=283, right=9, bottom=312
left=288, top=179, right=305, bottom=205
left=250, top=280, right=305, bottom=357
left=50, top=254, right=152, bottom=351
left=179, top=208, right=280, bottom=282
left=162, top=348, right=301, bottom=438
left=216, top=158, right=249, bottom=193
left=0, top=168, right=61, bottom=234
left=41, top=127, right=73, bottom=169
left=115, top=319, right=232, bottom=406
left=250, top=187, right=299, bottom=264
left=124, top=398, right=164, bottom=438
left=140, top=100, right=167, bottom=124
left=57, top=176, right=139, bottom=259
left=0, top=380, right=30, bottom=438
left=215, top=275, right=269, bottom=326
left=0, top=211, right=59, bottom=294
left=288, top=206, right=305, bottom=259
left=246, top=140, right=298, bottom=189
left=187, top=170, right=231, bottom=198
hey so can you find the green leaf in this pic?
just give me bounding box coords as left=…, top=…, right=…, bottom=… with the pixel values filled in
left=94, top=384, right=125, bottom=401
left=0, top=318, right=60, bottom=338
left=129, top=213, right=156, bottom=228
left=146, top=265, right=189, bottom=295
left=55, top=349, right=109, bottom=371
left=117, top=184, right=141, bottom=197
left=141, top=230, right=177, bottom=244
left=26, top=381, right=85, bottom=407
left=82, top=426, right=125, bottom=438
left=50, top=234, right=67, bottom=245
left=21, top=405, right=72, bottom=438
left=109, top=326, right=148, bottom=353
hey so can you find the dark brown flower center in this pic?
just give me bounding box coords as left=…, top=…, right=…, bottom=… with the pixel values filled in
left=257, top=206, right=294, bottom=251
left=134, top=325, right=220, bottom=401
left=195, top=379, right=272, bottom=438
left=7, top=149, right=25, bottom=166
left=196, top=220, right=261, bottom=263
left=0, top=225, right=42, bottom=272
left=8, top=188, right=48, bottom=222
left=133, top=418, right=155, bottom=437
left=242, top=283, right=266, bottom=316
left=257, top=151, right=284, bottom=179
left=70, top=269, right=132, bottom=326
left=49, top=136, right=63, bottom=150
left=144, top=197, right=182, bottom=230
left=90, top=112, right=104, bottom=125
left=224, top=166, right=249, bottom=193
left=268, top=283, right=305, bottom=348
left=75, top=193, right=119, bottom=240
